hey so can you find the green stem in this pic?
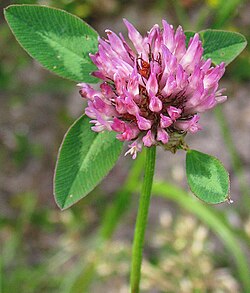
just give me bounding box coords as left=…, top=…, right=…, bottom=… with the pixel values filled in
left=130, top=146, right=156, bottom=293
left=60, top=150, right=146, bottom=293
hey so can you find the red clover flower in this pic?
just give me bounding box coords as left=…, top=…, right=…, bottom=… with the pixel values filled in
left=79, top=19, right=226, bottom=159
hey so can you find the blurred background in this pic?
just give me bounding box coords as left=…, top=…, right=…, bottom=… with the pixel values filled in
left=0, top=0, right=250, bottom=292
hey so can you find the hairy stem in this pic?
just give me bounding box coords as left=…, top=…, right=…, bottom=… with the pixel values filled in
left=130, top=146, right=156, bottom=293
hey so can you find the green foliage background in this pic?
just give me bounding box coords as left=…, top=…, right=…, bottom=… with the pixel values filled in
left=1, top=0, right=250, bottom=292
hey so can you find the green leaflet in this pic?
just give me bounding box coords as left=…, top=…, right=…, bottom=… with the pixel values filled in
left=184, top=30, right=246, bottom=65
left=199, top=29, right=247, bottom=65
left=186, top=150, right=230, bottom=204
left=4, top=5, right=99, bottom=83
left=54, top=115, right=123, bottom=209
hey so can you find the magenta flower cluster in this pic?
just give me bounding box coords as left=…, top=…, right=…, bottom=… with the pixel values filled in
left=79, top=19, right=226, bottom=158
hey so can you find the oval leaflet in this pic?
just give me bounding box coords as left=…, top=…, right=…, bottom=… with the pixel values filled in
left=186, top=150, right=230, bottom=204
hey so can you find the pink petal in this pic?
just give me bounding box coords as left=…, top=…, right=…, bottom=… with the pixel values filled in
left=157, top=128, right=169, bottom=144
left=136, top=114, right=152, bottom=130
left=142, top=130, right=155, bottom=147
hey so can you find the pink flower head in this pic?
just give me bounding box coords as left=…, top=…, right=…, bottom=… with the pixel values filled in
left=79, top=19, right=226, bottom=158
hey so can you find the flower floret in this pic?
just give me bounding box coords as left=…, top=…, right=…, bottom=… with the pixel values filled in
left=79, top=19, right=226, bottom=158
